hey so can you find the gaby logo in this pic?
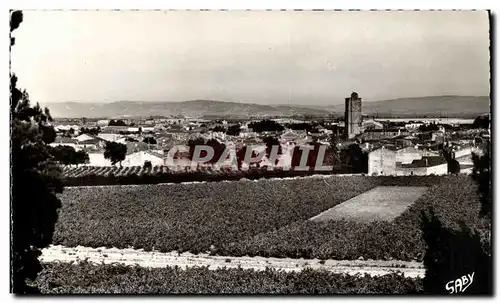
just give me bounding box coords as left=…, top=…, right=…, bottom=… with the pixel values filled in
left=445, top=272, right=474, bottom=294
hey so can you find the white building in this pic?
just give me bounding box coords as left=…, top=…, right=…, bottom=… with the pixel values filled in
left=97, top=120, right=110, bottom=127
left=86, top=151, right=165, bottom=167
left=97, top=133, right=123, bottom=142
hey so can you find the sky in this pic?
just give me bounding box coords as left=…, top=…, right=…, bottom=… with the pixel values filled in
left=10, top=10, right=490, bottom=105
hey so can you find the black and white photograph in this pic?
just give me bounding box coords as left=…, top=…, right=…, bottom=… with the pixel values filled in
left=9, top=9, right=492, bottom=295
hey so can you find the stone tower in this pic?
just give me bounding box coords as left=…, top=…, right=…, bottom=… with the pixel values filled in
left=344, top=92, right=362, bottom=139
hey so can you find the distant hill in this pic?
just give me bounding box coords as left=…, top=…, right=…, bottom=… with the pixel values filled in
left=361, top=95, right=490, bottom=117
left=312, top=95, right=490, bottom=118
left=43, top=100, right=331, bottom=119
left=44, top=95, right=489, bottom=119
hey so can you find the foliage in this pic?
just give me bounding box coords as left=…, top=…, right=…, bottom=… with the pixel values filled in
left=49, top=146, right=89, bottom=166
left=418, top=122, right=440, bottom=132
left=60, top=165, right=343, bottom=186
left=212, top=125, right=226, bottom=133
left=420, top=210, right=491, bottom=295
left=186, top=137, right=226, bottom=164
left=10, top=10, right=62, bottom=294
left=103, top=141, right=127, bottom=166
left=51, top=175, right=478, bottom=262
left=142, top=137, right=157, bottom=145
left=53, top=176, right=377, bottom=254
left=420, top=142, right=492, bottom=295
left=143, top=161, right=152, bottom=170
left=79, top=127, right=100, bottom=136
left=222, top=176, right=479, bottom=261
left=36, top=261, right=423, bottom=294
left=226, top=124, right=241, bottom=136
left=472, top=114, right=490, bottom=129
left=339, top=143, right=368, bottom=173
left=471, top=142, right=491, bottom=220
left=108, top=119, right=127, bottom=126
left=263, top=136, right=282, bottom=165
left=248, top=119, right=285, bottom=133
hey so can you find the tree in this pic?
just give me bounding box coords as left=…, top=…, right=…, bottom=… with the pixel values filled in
left=472, top=141, right=491, bottom=219
left=248, top=119, right=284, bottom=133
left=79, top=126, right=100, bottom=136
left=419, top=122, right=439, bottom=132
left=187, top=137, right=206, bottom=161
left=328, top=133, right=340, bottom=166
left=143, top=160, right=152, bottom=170
left=104, top=142, right=127, bottom=166
left=11, top=10, right=63, bottom=294
left=212, top=125, right=226, bottom=133
left=226, top=124, right=241, bottom=136
left=420, top=210, right=491, bottom=294
left=472, top=114, right=490, bottom=129
left=420, top=141, right=492, bottom=295
left=143, top=137, right=157, bottom=145
left=206, top=138, right=226, bottom=164
left=49, top=146, right=89, bottom=166
left=263, top=136, right=282, bottom=166
left=108, top=119, right=127, bottom=126
left=340, top=143, right=368, bottom=173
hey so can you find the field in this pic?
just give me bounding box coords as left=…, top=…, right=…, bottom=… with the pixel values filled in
left=37, top=261, right=424, bottom=294
left=52, top=175, right=481, bottom=261
left=310, top=186, right=429, bottom=223
left=60, top=165, right=354, bottom=186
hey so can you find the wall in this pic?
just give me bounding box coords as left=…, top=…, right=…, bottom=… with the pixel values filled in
left=395, top=147, right=424, bottom=164
left=368, top=148, right=396, bottom=176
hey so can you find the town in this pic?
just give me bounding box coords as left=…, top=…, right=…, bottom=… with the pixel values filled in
left=49, top=92, right=490, bottom=177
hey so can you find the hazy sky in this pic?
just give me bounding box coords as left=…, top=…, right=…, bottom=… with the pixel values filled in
left=11, top=10, right=490, bottom=105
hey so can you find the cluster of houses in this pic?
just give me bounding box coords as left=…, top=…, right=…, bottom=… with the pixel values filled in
left=49, top=115, right=487, bottom=175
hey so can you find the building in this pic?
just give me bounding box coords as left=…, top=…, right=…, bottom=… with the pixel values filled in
left=368, top=146, right=447, bottom=176
left=97, top=120, right=110, bottom=127
left=344, top=92, right=362, bottom=139
left=363, top=119, right=384, bottom=130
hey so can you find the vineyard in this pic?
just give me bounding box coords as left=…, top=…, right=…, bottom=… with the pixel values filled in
left=60, top=165, right=355, bottom=186
left=52, top=175, right=482, bottom=261
left=36, top=262, right=424, bottom=294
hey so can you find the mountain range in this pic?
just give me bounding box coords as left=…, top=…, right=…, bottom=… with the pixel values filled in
left=43, top=95, right=490, bottom=119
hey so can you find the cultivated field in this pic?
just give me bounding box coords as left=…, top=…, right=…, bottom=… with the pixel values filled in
left=310, top=186, right=428, bottom=223
left=52, top=175, right=481, bottom=260
left=37, top=174, right=483, bottom=294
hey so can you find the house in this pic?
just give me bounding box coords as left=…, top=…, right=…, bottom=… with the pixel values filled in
left=363, top=119, right=384, bottom=130
left=281, top=130, right=299, bottom=142
left=121, top=151, right=165, bottom=167
left=75, top=133, right=96, bottom=142
left=49, top=137, right=80, bottom=150
left=97, top=133, right=124, bottom=142
left=359, top=128, right=410, bottom=141
left=97, top=120, right=110, bottom=127
left=397, top=156, right=448, bottom=176
left=368, top=146, right=446, bottom=176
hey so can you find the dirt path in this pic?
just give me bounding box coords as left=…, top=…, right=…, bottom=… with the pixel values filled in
left=40, top=245, right=425, bottom=278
